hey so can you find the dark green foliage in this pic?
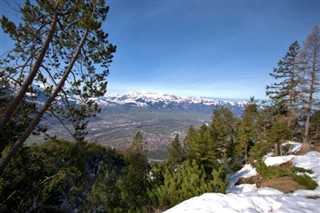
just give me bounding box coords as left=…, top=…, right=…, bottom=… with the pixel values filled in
left=184, top=108, right=237, bottom=172
left=0, top=147, right=62, bottom=212
left=117, top=132, right=150, bottom=210
left=236, top=97, right=259, bottom=161
left=148, top=160, right=228, bottom=209
left=266, top=41, right=300, bottom=117
left=0, top=139, right=124, bottom=212
left=290, top=173, right=318, bottom=190
left=210, top=107, right=237, bottom=159
left=310, top=110, right=320, bottom=144
left=192, top=124, right=218, bottom=171
left=290, top=166, right=317, bottom=190
left=254, top=161, right=318, bottom=190
left=0, top=95, right=37, bottom=154
left=168, top=134, right=184, bottom=168
left=292, top=166, right=313, bottom=174
left=80, top=147, right=125, bottom=212
left=248, top=141, right=273, bottom=162
left=267, top=117, right=292, bottom=155
left=254, top=160, right=287, bottom=179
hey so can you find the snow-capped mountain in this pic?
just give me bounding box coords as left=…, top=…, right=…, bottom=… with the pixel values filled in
left=93, top=91, right=247, bottom=114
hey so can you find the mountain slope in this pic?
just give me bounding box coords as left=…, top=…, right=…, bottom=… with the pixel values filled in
left=165, top=144, right=320, bottom=213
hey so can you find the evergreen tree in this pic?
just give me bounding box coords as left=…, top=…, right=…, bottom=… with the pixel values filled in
left=117, top=132, right=150, bottom=210
left=183, top=125, right=197, bottom=158
left=210, top=107, right=237, bottom=159
left=268, top=116, right=292, bottom=156
left=184, top=124, right=218, bottom=171
left=299, top=26, right=320, bottom=150
left=310, top=110, right=320, bottom=144
left=266, top=41, right=301, bottom=119
left=0, top=0, right=116, bottom=174
left=168, top=134, right=184, bottom=168
left=236, top=97, right=258, bottom=161
left=148, top=160, right=227, bottom=209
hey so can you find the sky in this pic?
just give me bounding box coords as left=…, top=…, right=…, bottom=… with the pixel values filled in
left=1, top=0, right=320, bottom=99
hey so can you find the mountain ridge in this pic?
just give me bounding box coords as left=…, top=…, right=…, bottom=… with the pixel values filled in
left=88, top=91, right=248, bottom=114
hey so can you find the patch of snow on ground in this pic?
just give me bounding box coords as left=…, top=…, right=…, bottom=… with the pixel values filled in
left=264, top=155, right=295, bottom=166
left=165, top=189, right=320, bottom=213
left=227, top=164, right=257, bottom=193
left=165, top=150, right=320, bottom=213
left=281, top=141, right=302, bottom=153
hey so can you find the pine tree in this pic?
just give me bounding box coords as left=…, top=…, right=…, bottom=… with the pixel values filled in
left=168, top=134, right=184, bottom=168
left=266, top=41, right=300, bottom=121
left=117, top=132, right=150, bottom=210
left=184, top=124, right=218, bottom=171
left=183, top=125, right=197, bottom=158
left=148, top=160, right=227, bottom=209
left=268, top=116, right=292, bottom=156
left=299, top=26, right=320, bottom=150
left=236, top=97, right=258, bottom=161
left=210, top=107, right=236, bottom=159
left=310, top=110, right=320, bottom=144
left=0, top=0, right=116, bottom=174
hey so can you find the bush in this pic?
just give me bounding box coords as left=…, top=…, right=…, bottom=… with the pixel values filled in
left=148, top=160, right=228, bottom=209
left=290, top=173, right=318, bottom=190
left=254, top=160, right=288, bottom=179
left=292, top=167, right=313, bottom=174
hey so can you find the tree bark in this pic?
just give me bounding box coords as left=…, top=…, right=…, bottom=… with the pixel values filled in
left=0, top=29, right=89, bottom=175
left=0, top=15, right=57, bottom=133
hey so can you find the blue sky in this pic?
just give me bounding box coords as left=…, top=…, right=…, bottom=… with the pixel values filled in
left=1, top=0, right=320, bottom=99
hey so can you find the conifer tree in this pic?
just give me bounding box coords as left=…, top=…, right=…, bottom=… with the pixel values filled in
left=237, top=97, right=258, bottom=161
left=310, top=110, right=320, bottom=144
left=183, top=125, right=197, bottom=158
left=117, top=132, right=150, bottom=209
left=148, top=160, right=227, bottom=209
left=268, top=116, right=292, bottom=156
left=0, top=0, right=116, bottom=173
left=299, top=26, right=320, bottom=150
left=266, top=41, right=300, bottom=120
left=168, top=134, right=184, bottom=168
left=210, top=107, right=236, bottom=159
left=184, top=124, right=218, bottom=171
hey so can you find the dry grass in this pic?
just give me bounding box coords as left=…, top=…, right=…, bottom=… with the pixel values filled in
left=259, top=176, right=305, bottom=193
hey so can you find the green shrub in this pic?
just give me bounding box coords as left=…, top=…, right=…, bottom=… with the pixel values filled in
left=254, top=160, right=288, bottom=179
left=290, top=173, right=318, bottom=190
left=148, top=160, right=228, bottom=209
left=292, top=167, right=313, bottom=174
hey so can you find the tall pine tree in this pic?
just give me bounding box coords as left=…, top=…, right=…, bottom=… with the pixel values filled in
left=0, top=0, right=116, bottom=174
left=266, top=41, right=300, bottom=120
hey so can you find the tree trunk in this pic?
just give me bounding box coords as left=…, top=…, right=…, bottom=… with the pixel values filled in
left=0, top=29, right=89, bottom=175
left=0, top=15, right=57, bottom=133
left=274, top=143, right=280, bottom=156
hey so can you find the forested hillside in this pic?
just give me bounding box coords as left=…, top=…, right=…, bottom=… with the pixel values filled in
left=0, top=0, right=319, bottom=212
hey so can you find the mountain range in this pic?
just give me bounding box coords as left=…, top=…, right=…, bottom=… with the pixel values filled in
left=93, top=91, right=248, bottom=114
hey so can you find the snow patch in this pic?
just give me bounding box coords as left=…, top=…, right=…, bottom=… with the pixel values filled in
left=165, top=149, right=320, bottom=213
left=264, top=155, right=295, bottom=166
